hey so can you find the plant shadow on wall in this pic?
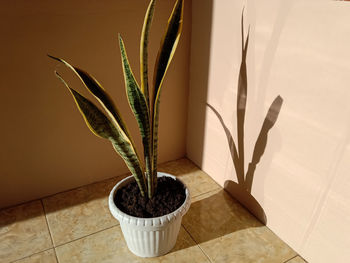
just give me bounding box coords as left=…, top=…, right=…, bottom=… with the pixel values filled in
left=207, top=13, right=283, bottom=225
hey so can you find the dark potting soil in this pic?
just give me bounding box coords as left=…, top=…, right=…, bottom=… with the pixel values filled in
left=114, top=176, right=186, bottom=218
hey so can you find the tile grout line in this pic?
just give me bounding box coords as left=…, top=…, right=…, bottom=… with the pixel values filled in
left=52, top=180, right=217, bottom=253
left=181, top=224, right=213, bottom=263
left=178, top=186, right=222, bottom=262
left=191, top=188, right=221, bottom=200
left=182, top=156, right=222, bottom=189
left=54, top=224, right=119, bottom=249
left=220, top=186, right=301, bottom=262
left=3, top=159, right=218, bottom=262
left=1, top=158, right=190, bottom=213
left=51, top=183, right=214, bottom=253
left=40, top=174, right=126, bottom=202
left=263, top=225, right=299, bottom=261
left=0, top=174, right=128, bottom=213
left=9, top=247, right=54, bottom=263
left=299, top=255, right=308, bottom=263
left=0, top=158, right=189, bottom=212
left=40, top=199, right=60, bottom=263
left=5, top=160, right=217, bottom=262
left=197, top=243, right=214, bottom=263
left=282, top=255, right=298, bottom=263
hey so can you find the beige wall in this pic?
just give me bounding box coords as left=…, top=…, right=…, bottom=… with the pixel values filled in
left=0, top=0, right=191, bottom=208
left=187, top=0, right=350, bottom=262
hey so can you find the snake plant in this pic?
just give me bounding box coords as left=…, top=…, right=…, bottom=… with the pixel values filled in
left=48, top=0, right=184, bottom=199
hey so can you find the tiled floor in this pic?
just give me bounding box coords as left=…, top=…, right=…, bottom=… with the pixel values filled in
left=0, top=158, right=307, bottom=263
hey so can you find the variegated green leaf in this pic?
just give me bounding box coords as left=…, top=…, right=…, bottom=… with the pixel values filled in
left=152, top=0, right=184, bottom=189
left=140, top=0, right=156, bottom=107
left=119, top=35, right=153, bottom=198
left=47, top=55, right=132, bottom=144
left=153, top=0, right=184, bottom=95
left=54, top=71, right=147, bottom=196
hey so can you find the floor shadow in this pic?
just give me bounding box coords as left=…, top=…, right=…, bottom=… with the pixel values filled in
left=0, top=173, right=127, bottom=225
left=0, top=158, right=281, bottom=258
left=224, top=181, right=267, bottom=224
left=178, top=189, right=262, bottom=248
left=0, top=168, right=262, bottom=255
left=206, top=12, right=283, bottom=225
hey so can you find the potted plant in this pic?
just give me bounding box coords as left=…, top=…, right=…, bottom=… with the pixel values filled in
left=48, top=0, right=190, bottom=257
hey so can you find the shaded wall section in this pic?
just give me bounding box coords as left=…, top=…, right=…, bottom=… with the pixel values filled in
left=187, top=0, right=350, bottom=262
left=0, top=0, right=192, bottom=208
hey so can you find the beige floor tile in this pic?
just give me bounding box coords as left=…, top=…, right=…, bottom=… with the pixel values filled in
left=158, top=158, right=220, bottom=197
left=56, top=225, right=210, bottom=263
left=286, top=256, right=308, bottom=263
left=43, top=176, right=125, bottom=246
left=182, top=189, right=297, bottom=263
left=0, top=201, right=52, bottom=263
left=14, top=249, right=57, bottom=263
left=43, top=158, right=218, bottom=247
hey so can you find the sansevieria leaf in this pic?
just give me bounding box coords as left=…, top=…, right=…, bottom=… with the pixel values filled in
left=119, top=35, right=153, bottom=198
left=152, top=0, right=184, bottom=188
left=140, top=0, right=156, bottom=107
left=54, top=71, right=147, bottom=196
left=47, top=55, right=131, bottom=141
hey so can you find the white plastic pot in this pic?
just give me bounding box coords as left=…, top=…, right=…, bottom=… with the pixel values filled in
left=108, top=172, right=191, bottom=257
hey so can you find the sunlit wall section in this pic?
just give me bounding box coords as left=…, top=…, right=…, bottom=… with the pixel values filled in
left=187, top=1, right=350, bottom=262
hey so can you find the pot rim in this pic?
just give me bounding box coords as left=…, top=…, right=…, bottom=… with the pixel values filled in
left=108, top=172, right=191, bottom=223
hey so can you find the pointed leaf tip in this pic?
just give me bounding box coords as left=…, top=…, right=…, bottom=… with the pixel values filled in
left=48, top=54, right=61, bottom=62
